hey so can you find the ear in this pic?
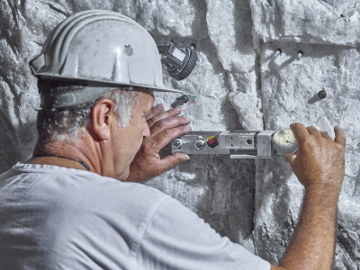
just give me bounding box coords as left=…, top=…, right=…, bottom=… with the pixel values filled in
left=91, top=98, right=116, bottom=141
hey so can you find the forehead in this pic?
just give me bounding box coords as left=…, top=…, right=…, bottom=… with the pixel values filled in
left=135, top=91, right=154, bottom=110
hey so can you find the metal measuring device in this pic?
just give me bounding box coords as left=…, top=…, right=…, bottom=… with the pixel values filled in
left=172, top=128, right=298, bottom=159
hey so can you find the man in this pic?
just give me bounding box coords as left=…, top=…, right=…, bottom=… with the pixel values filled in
left=0, top=10, right=345, bottom=270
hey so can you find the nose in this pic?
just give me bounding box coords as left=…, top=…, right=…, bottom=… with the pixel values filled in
left=143, top=121, right=150, bottom=137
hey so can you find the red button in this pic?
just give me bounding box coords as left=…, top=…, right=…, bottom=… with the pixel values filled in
left=207, top=136, right=218, bottom=148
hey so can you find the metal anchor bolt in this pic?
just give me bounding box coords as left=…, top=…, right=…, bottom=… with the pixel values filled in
left=272, top=49, right=281, bottom=60
left=296, top=50, right=303, bottom=61
left=318, top=90, right=327, bottom=99
left=180, top=95, right=189, bottom=103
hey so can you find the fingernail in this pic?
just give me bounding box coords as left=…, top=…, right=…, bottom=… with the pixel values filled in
left=185, top=117, right=191, bottom=123
left=155, top=103, right=163, bottom=108
left=184, top=126, right=192, bottom=132
left=182, top=155, right=190, bottom=161
left=175, top=106, right=182, bottom=112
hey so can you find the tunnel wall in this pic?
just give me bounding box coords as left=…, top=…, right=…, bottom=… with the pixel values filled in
left=1, top=0, right=359, bottom=268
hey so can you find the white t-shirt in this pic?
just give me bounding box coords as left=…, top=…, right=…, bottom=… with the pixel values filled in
left=0, top=163, right=270, bottom=270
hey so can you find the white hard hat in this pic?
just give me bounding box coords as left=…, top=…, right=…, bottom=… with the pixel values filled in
left=30, top=10, right=187, bottom=108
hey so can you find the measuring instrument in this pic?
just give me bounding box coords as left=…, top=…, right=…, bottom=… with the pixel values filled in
left=172, top=128, right=297, bottom=159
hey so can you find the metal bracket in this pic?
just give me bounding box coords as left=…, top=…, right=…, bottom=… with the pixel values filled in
left=172, top=130, right=276, bottom=159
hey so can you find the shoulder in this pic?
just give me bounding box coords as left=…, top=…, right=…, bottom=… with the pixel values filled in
left=57, top=171, right=168, bottom=214
left=2, top=164, right=168, bottom=218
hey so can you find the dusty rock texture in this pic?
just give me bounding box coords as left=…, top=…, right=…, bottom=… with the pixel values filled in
left=251, top=0, right=360, bottom=48
left=251, top=1, right=360, bottom=269
left=0, top=0, right=359, bottom=268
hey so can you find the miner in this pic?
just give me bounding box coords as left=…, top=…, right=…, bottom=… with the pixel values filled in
left=0, top=10, right=345, bottom=270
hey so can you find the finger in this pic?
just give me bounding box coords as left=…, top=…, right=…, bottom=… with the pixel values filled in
left=334, top=126, right=346, bottom=147
left=156, top=153, right=190, bottom=174
left=154, top=126, right=192, bottom=153
left=151, top=116, right=191, bottom=137
left=290, top=123, right=309, bottom=149
left=147, top=106, right=182, bottom=128
left=306, top=126, right=321, bottom=136
left=320, top=131, right=332, bottom=141
left=284, top=153, right=297, bottom=164
left=146, top=104, right=164, bottom=121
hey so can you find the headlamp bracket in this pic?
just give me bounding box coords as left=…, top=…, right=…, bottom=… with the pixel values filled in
left=158, top=41, right=197, bottom=81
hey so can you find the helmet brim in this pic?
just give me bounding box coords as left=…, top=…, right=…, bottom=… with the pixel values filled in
left=36, top=73, right=191, bottom=95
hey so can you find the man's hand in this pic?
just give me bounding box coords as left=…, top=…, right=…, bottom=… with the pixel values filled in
left=126, top=104, right=191, bottom=182
left=284, top=123, right=346, bottom=193
left=272, top=123, right=346, bottom=270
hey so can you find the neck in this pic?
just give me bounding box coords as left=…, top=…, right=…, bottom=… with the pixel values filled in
left=32, top=154, right=91, bottom=171
left=29, top=137, right=98, bottom=172
left=29, top=133, right=125, bottom=179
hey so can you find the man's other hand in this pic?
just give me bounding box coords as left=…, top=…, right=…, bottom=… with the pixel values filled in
left=126, top=104, right=191, bottom=182
left=271, top=124, right=346, bottom=270
left=284, top=123, right=346, bottom=192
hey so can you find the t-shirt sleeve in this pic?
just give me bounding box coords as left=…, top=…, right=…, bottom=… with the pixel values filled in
left=133, top=196, right=270, bottom=270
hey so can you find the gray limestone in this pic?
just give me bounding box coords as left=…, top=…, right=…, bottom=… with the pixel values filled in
left=250, top=1, right=360, bottom=268
left=251, top=0, right=360, bottom=48
left=253, top=41, right=360, bottom=269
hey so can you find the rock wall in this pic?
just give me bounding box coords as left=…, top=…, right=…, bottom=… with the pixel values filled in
left=250, top=1, right=360, bottom=268
left=1, top=0, right=359, bottom=268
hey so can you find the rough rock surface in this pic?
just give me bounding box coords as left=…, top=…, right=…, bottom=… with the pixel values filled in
left=1, top=0, right=360, bottom=269
left=253, top=32, right=360, bottom=270
left=251, top=0, right=360, bottom=48
left=251, top=1, right=360, bottom=268
left=206, top=0, right=264, bottom=130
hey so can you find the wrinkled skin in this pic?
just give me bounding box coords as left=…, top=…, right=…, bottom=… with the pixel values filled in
left=271, top=123, right=346, bottom=270
left=126, top=104, right=191, bottom=182
left=284, top=124, right=345, bottom=192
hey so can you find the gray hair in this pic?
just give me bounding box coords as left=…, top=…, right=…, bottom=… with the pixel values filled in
left=36, top=79, right=139, bottom=142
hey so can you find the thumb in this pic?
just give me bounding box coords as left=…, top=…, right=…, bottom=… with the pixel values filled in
left=158, top=153, right=190, bottom=174
left=284, top=153, right=297, bottom=164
